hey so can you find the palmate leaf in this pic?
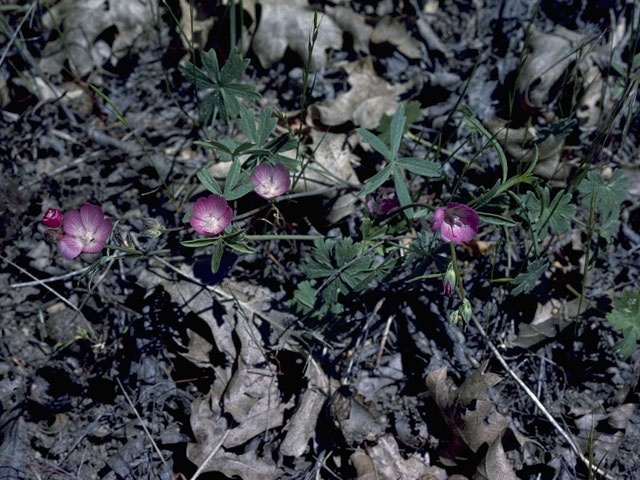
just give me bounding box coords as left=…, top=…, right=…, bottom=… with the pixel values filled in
left=523, top=186, right=575, bottom=237
left=578, top=169, right=629, bottom=207
left=180, top=48, right=260, bottom=125
left=512, top=259, right=549, bottom=295
left=607, top=290, right=640, bottom=359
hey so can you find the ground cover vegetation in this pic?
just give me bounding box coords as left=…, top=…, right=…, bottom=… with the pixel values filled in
left=1, top=0, right=640, bottom=478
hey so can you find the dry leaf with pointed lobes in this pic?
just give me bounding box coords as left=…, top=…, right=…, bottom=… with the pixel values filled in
left=40, top=0, right=156, bottom=76
left=426, top=362, right=509, bottom=462
left=310, top=56, right=416, bottom=129
left=252, top=0, right=342, bottom=71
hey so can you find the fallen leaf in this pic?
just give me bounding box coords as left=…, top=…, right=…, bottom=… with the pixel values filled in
left=310, top=56, right=415, bottom=129
left=371, top=16, right=423, bottom=60
left=252, top=0, right=342, bottom=71
left=473, top=436, right=518, bottom=480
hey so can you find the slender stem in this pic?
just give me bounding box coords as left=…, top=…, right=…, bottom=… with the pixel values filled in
left=449, top=242, right=466, bottom=301
left=245, top=234, right=323, bottom=241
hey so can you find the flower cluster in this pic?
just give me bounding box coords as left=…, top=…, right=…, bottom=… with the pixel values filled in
left=42, top=203, right=113, bottom=259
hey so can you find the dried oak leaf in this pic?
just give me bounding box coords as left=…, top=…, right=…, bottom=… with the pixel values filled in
left=310, top=56, right=416, bottom=129
left=426, top=362, right=509, bottom=462
left=350, top=434, right=437, bottom=480
left=40, top=0, right=155, bottom=76
left=252, top=0, right=342, bottom=71
left=371, top=16, right=423, bottom=60
left=473, top=435, right=518, bottom=480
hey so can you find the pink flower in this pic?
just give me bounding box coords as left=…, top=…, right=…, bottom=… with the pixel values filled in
left=432, top=203, right=479, bottom=244
left=250, top=163, right=291, bottom=199
left=42, top=208, right=63, bottom=228
left=190, top=194, right=233, bottom=235
left=58, top=203, right=113, bottom=259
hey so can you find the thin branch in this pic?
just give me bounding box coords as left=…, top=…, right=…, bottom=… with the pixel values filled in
left=189, top=429, right=230, bottom=480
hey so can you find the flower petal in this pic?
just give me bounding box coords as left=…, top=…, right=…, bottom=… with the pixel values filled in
left=271, top=163, right=291, bottom=195
left=63, top=210, right=84, bottom=236
left=83, top=218, right=113, bottom=252
left=208, top=194, right=231, bottom=217
left=192, top=196, right=214, bottom=219
left=80, top=203, right=104, bottom=232
left=190, top=216, right=210, bottom=235
left=432, top=207, right=445, bottom=231
left=59, top=235, right=83, bottom=259
left=250, top=163, right=273, bottom=187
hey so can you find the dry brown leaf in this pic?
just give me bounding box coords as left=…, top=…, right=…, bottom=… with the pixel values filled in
left=325, top=6, right=372, bottom=55
left=252, top=0, right=342, bottom=71
left=426, top=362, right=509, bottom=460
left=508, top=298, right=584, bottom=349
left=40, top=0, right=156, bottom=76
left=573, top=403, right=636, bottom=465
left=371, top=16, right=423, bottom=60
left=473, top=436, right=518, bottom=480
left=310, top=56, right=415, bottom=129
left=517, top=27, right=583, bottom=110
left=365, top=434, right=435, bottom=480
left=279, top=357, right=329, bottom=456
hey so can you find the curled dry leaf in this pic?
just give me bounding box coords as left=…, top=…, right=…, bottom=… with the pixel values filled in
left=310, top=56, right=416, bottom=129
left=40, top=0, right=156, bottom=76
left=516, top=27, right=584, bottom=110
left=426, top=362, right=509, bottom=463
left=252, top=0, right=342, bottom=71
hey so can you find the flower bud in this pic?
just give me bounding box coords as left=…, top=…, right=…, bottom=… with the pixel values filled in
left=443, top=264, right=456, bottom=296
left=460, top=298, right=472, bottom=323
left=142, top=217, right=166, bottom=239
left=42, top=208, right=63, bottom=228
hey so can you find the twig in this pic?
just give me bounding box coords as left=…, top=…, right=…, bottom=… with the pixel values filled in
left=470, top=314, right=616, bottom=480
left=375, top=314, right=395, bottom=369
left=10, top=266, right=91, bottom=288
left=115, top=378, right=168, bottom=469
left=0, top=254, right=95, bottom=337
left=189, top=428, right=230, bottom=480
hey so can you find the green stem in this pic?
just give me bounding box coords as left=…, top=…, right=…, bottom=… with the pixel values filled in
left=245, top=234, right=323, bottom=241
left=449, top=242, right=466, bottom=301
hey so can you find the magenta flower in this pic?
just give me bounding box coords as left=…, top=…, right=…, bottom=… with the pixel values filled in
left=250, top=163, right=291, bottom=199
left=190, top=194, right=233, bottom=235
left=432, top=203, right=479, bottom=244
left=58, top=203, right=113, bottom=259
left=42, top=208, right=63, bottom=228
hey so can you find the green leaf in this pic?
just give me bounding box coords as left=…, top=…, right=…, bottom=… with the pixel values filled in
left=181, top=238, right=219, bottom=248
left=293, top=280, right=317, bottom=311
left=358, top=128, right=392, bottom=160
left=210, top=240, right=223, bottom=274
left=389, top=104, right=406, bottom=160
left=182, top=210, right=192, bottom=224
left=237, top=106, right=258, bottom=142
left=393, top=164, right=413, bottom=218
left=223, top=237, right=256, bottom=254
left=258, top=107, right=277, bottom=146
left=578, top=170, right=629, bottom=208
left=461, top=104, right=508, bottom=183
left=396, top=157, right=440, bottom=177
left=225, top=182, right=257, bottom=201
left=523, top=187, right=575, bottom=237
left=607, top=290, right=640, bottom=359
left=512, top=259, right=548, bottom=295
left=360, top=164, right=393, bottom=196
left=225, top=157, right=242, bottom=193
left=377, top=101, right=421, bottom=144
left=178, top=62, right=215, bottom=88
left=220, top=48, right=249, bottom=83
left=197, top=169, right=223, bottom=195
left=478, top=211, right=517, bottom=227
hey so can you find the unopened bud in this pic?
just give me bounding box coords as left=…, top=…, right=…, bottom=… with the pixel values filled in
left=443, top=264, right=456, bottom=296
left=42, top=208, right=63, bottom=228
left=142, top=217, right=166, bottom=239
left=460, top=298, right=472, bottom=323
